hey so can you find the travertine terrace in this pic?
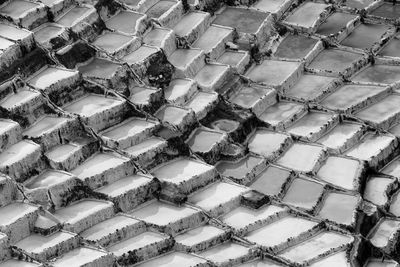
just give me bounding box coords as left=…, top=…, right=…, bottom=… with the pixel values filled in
left=1, top=0, right=400, bottom=266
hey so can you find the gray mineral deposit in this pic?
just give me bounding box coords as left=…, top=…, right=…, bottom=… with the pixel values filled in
left=0, top=0, right=400, bottom=266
